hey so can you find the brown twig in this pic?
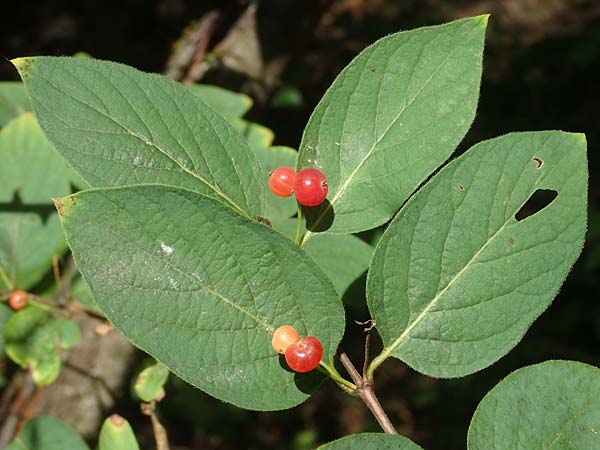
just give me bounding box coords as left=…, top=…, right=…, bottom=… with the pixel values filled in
left=0, top=372, right=36, bottom=447
left=339, top=353, right=397, bottom=435
left=141, top=402, right=170, bottom=450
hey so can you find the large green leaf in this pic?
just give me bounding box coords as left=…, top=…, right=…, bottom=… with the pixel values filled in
left=317, top=433, right=424, bottom=449
left=0, top=82, right=31, bottom=127
left=6, top=415, right=90, bottom=450
left=57, top=185, right=344, bottom=410
left=367, top=132, right=587, bottom=378
left=0, top=114, right=72, bottom=289
left=298, top=16, right=487, bottom=240
left=12, top=57, right=264, bottom=217
left=468, top=360, right=600, bottom=450
left=187, top=84, right=252, bottom=119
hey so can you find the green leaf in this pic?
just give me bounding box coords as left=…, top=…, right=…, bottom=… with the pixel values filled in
left=468, top=360, right=600, bottom=450
left=0, top=114, right=72, bottom=289
left=270, top=219, right=373, bottom=296
left=6, top=415, right=90, bottom=450
left=0, top=82, right=31, bottom=127
left=187, top=84, right=252, bottom=119
left=98, top=415, right=140, bottom=450
left=255, top=145, right=298, bottom=223
left=4, top=305, right=79, bottom=386
left=232, top=118, right=275, bottom=151
left=12, top=56, right=264, bottom=218
left=298, top=16, right=488, bottom=239
left=0, top=303, right=13, bottom=357
left=367, top=131, right=587, bottom=378
left=134, top=361, right=170, bottom=402
left=57, top=185, right=345, bottom=410
left=305, top=234, right=373, bottom=296
left=317, top=433, right=424, bottom=449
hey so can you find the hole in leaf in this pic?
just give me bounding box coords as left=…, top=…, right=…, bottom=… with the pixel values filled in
left=458, top=184, right=465, bottom=191
left=515, top=189, right=558, bottom=221
left=532, top=156, right=544, bottom=169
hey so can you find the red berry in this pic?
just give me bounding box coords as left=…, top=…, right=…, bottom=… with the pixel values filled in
left=294, top=168, right=328, bottom=206
left=272, top=325, right=300, bottom=354
left=269, top=166, right=296, bottom=197
left=284, top=336, right=323, bottom=373
left=8, top=290, right=28, bottom=310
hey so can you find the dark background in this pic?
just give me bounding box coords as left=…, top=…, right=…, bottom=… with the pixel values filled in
left=1, top=1, right=599, bottom=449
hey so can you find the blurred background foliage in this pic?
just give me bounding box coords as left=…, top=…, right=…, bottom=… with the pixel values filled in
left=1, top=1, right=598, bottom=449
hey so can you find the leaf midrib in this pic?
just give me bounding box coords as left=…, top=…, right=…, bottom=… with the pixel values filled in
left=379, top=216, right=511, bottom=364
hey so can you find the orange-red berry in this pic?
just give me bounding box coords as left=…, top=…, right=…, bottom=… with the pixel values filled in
left=8, top=290, right=28, bottom=310
left=284, top=336, right=323, bottom=373
left=294, top=168, right=328, bottom=206
left=272, top=325, right=300, bottom=354
left=269, top=167, right=297, bottom=197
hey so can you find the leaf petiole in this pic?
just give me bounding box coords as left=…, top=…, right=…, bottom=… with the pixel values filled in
left=318, top=361, right=356, bottom=394
left=0, top=266, right=14, bottom=290
left=294, top=204, right=304, bottom=245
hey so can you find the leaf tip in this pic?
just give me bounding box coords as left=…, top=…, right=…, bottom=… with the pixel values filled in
left=53, top=195, right=77, bottom=219
left=10, top=57, right=34, bottom=78
left=474, top=13, right=490, bottom=28
left=108, top=414, right=126, bottom=427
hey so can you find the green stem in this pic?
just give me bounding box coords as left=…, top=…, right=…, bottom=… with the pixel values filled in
left=0, top=267, right=14, bottom=290
left=366, top=349, right=390, bottom=381
left=318, top=361, right=356, bottom=394
left=294, top=204, right=304, bottom=245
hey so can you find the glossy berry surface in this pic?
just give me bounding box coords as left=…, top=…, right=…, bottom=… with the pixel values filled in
left=269, top=166, right=296, bottom=197
left=294, top=168, right=328, bottom=206
left=284, top=336, right=323, bottom=373
left=8, top=290, right=28, bottom=310
left=271, top=325, right=300, bottom=354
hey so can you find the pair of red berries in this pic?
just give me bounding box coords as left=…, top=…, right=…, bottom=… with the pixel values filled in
left=271, top=325, right=323, bottom=373
left=8, top=290, right=28, bottom=310
left=269, top=167, right=328, bottom=207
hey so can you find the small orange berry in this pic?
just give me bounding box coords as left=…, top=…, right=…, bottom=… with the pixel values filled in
left=8, top=290, right=28, bottom=310
left=272, top=325, right=300, bottom=354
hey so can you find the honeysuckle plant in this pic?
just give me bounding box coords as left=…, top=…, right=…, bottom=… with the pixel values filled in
left=2, top=14, right=596, bottom=449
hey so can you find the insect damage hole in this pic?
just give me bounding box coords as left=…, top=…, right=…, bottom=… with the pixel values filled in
left=515, top=189, right=558, bottom=221
left=532, top=156, right=544, bottom=169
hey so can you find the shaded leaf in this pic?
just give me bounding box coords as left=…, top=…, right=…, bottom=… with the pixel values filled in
left=367, top=132, right=587, bottom=378
left=0, top=114, right=72, bottom=289
left=468, top=360, right=600, bottom=450
left=298, top=16, right=487, bottom=238
left=57, top=185, right=344, bottom=410
left=0, top=82, right=31, bottom=126
left=317, top=433, right=424, bottom=449
left=0, top=303, right=13, bottom=357
left=255, top=145, right=298, bottom=223
left=12, top=56, right=264, bottom=217
left=187, top=84, right=252, bottom=119
left=4, top=305, right=80, bottom=386
left=6, top=415, right=89, bottom=450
